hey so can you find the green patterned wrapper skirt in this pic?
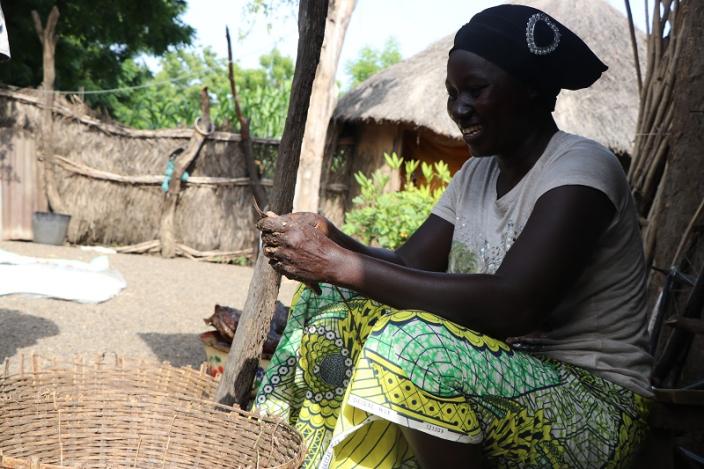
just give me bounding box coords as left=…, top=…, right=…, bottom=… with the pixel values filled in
left=254, top=284, right=650, bottom=468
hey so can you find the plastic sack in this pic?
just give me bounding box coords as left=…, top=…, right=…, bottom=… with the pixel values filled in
left=0, top=249, right=126, bottom=303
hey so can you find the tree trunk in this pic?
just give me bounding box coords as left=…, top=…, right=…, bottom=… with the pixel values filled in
left=215, top=0, right=329, bottom=407
left=292, top=0, right=355, bottom=213
left=159, top=88, right=211, bottom=258
left=32, top=7, right=63, bottom=214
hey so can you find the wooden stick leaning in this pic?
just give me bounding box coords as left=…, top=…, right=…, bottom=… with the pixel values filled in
left=628, top=0, right=676, bottom=215
left=226, top=26, right=269, bottom=211
left=624, top=0, right=643, bottom=94
left=112, top=239, right=254, bottom=261
left=627, top=0, right=685, bottom=277
left=215, top=0, right=330, bottom=407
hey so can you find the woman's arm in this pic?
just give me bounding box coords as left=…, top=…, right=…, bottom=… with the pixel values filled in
left=260, top=185, right=614, bottom=338
left=271, top=212, right=454, bottom=272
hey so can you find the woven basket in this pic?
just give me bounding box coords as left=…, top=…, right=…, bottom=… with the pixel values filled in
left=0, top=390, right=305, bottom=469
left=1, top=354, right=217, bottom=401
left=0, top=355, right=306, bottom=469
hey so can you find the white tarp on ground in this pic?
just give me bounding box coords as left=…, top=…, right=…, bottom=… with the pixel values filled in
left=0, top=249, right=126, bottom=303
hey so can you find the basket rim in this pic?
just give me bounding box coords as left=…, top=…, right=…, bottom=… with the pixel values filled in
left=2, top=352, right=215, bottom=377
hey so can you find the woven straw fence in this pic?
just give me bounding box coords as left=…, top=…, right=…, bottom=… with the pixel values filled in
left=0, top=354, right=305, bottom=469
left=0, top=89, right=350, bottom=251
left=0, top=90, right=263, bottom=251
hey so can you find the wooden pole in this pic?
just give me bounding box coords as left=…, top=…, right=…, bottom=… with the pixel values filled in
left=159, top=88, right=212, bottom=258
left=225, top=26, right=268, bottom=210
left=624, top=0, right=643, bottom=94
left=32, top=6, right=64, bottom=214
left=215, top=0, right=329, bottom=407
left=293, top=0, right=356, bottom=213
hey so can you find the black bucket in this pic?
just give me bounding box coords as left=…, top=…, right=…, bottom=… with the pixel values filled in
left=32, top=211, right=71, bottom=246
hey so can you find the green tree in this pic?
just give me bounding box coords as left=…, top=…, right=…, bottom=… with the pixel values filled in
left=345, top=37, right=402, bottom=89
left=0, top=0, right=193, bottom=111
left=110, top=47, right=294, bottom=139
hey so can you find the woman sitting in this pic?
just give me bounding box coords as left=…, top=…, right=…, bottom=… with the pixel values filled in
left=255, top=5, right=652, bottom=468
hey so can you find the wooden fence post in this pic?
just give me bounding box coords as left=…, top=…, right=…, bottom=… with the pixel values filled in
left=159, top=88, right=212, bottom=258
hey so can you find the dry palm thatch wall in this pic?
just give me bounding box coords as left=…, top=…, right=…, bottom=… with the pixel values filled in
left=628, top=0, right=697, bottom=267
left=628, top=0, right=704, bottom=394
left=0, top=89, right=350, bottom=254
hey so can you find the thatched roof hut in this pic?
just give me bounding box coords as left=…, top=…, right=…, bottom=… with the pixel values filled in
left=334, top=0, right=645, bottom=184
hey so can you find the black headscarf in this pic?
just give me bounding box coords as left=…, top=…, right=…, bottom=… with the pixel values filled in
left=451, top=5, right=607, bottom=107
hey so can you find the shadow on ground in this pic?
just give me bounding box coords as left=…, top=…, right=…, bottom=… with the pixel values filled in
left=0, top=309, right=60, bottom=361
left=138, top=332, right=206, bottom=369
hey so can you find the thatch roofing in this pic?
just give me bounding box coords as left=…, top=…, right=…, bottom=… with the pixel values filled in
left=334, top=0, right=645, bottom=154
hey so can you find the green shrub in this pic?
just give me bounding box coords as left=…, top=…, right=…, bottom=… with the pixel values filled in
left=342, top=153, right=451, bottom=249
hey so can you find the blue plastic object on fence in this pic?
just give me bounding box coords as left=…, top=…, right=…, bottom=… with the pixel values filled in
left=161, top=160, right=190, bottom=192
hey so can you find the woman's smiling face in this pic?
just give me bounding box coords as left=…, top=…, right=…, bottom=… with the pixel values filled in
left=446, top=49, right=535, bottom=157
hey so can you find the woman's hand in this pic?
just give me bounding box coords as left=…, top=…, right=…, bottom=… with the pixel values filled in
left=257, top=214, right=346, bottom=294
left=277, top=212, right=337, bottom=239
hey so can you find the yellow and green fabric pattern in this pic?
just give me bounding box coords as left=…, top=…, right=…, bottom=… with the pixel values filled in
left=255, top=284, right=650, bottom=468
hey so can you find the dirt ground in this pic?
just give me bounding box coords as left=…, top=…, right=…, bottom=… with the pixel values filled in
left=0, top=240, right=298, bottom=368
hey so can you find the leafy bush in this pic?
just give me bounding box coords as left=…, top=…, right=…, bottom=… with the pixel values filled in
left=342, top=153, right=451, bottom=249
